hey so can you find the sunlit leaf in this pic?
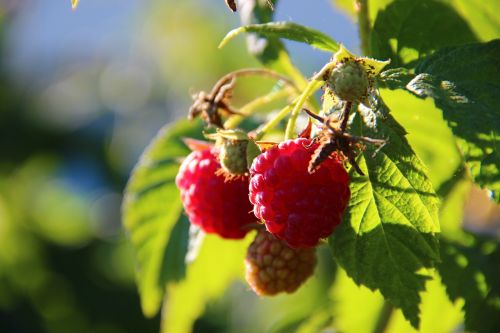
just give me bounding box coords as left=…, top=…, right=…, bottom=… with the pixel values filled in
left=330, top=268, right=463, bottom=333
left=449, top=0, right=500, bottom=41
left=161, top=234, right=250, bottom=333
left=330, top=0, right=393, bottom=21
left=71, top=0, right=79, bottom=10
left=371, top=0, right=477, bottom=66
left=219, top=22, right=339, bottom=53
left=407, top=40, right=500, bottom=202
left=330, top=103, right=440, bottom=328
left=386, top=275, right=464, bottom=333
left=330, top=268, right=385, bottom=332
left=380, top=89, right=462, bottom=190
left=122, top=119, right=203, bottom=317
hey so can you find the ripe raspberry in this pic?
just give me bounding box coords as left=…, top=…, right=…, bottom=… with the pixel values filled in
left=176, top=145, right=255, bottom=239
left=249, top=138, right=350, bottom=248
left=328, top=60, right=369, bottom=102
left=245, top=230, right=316, bottom=296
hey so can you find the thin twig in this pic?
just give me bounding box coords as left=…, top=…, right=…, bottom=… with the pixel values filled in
left=340, top=101, right=353, bottom=133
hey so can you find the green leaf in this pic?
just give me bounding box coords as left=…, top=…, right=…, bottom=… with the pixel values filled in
left=330, top=102, right=440, bottom=328
left=377, top=68, right=415, bottom=90
left=330, top=268, right=464, bottom=333
left=219, top=22, right=339, bottom=53
left=407, top=40, right=500, bottom=202
left=160, top=215, right=190, bottom=283
left=330, top=268, right=385, bottom=332
left=385, top=275, right=465, bottom=333
left=448, top=0, right=500, bottom=41
left=371, top=0, right=478, bottom=66
left=122, top=119, right=203, bottom=317
left=439, top=235, right=500, bottom=332
left=236, top=1, right=309, bottom=92
left=330, top=0, right=393, bottom=21
left=161, top=234, right=250, bottom=333
left=379, top=89, right=462, bottom=190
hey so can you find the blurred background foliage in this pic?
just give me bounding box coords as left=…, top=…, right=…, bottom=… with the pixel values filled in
left=0, top=1, right=498, bottom=333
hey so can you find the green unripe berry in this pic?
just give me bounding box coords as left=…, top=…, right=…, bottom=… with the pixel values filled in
left=328, top=61, right=369, bottom=102
left=220, top=138, right=248, bottom=175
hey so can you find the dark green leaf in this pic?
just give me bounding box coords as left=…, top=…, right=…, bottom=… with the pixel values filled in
left=160, top=215, right=190, bottom=283
left=378, top=68, right=415, bottom=90
left=220, top=22, right=339, bottom=53
left=439, top=235, right=500, bottom=333
left=371, top=0, right=477, bottom=66
left=122, top=119, right=203, bottom=317
left=407, top=40, right=500, bottom=202
left=330, top=101, right=440, bottom=328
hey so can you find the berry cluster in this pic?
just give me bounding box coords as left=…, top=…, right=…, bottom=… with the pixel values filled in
left=176, top=135, right=350, bottom=295
left=174, top=52, right=378, bottom=295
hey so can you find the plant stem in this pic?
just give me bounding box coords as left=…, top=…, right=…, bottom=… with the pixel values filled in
left=284, top=80, right=323, bottom=139
left=356, top=0, right=371, bottom=56
left=283, top=61, right=336, bottom=140
left=255, top=100, right=297, bottom=141
left=372, top=301, right=394, bottom=333
left=224, top=88, right=291, bottom=129
left=339, top=101, right=353, bottom=133
left=209, top=68, right=298, bottom=98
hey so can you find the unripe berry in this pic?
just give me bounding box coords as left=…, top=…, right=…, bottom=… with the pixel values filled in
left=245, top=230, right=316, bottom=296
left=219, top=137, right=248, bottom=176
left=328, top=60, right=369, bottom=102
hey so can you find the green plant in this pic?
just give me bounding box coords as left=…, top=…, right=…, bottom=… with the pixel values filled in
left=122, top=1, right=500, bottom=332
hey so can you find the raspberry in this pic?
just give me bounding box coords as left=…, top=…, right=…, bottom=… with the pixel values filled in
left=328, top=60, right=369, bottom=102
left=245, top=230, right=316, bottom=296
left=176, top=145, right=255, bottom=239
left=249, top=138, right=350, bottom=248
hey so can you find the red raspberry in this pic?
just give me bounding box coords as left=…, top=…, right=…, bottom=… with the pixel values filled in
left=249, top=138, right=350, bottom=248
left=176, top=146, right=255, bottom=239
left=245, top=230, right=316, bottom=296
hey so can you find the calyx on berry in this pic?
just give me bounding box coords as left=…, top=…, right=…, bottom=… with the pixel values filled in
left=206, top=129, right=259, bottom=178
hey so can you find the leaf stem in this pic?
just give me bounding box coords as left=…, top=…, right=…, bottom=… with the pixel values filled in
left=372, top=301, right=393, bottom=333
left=356, top=0, right=371, bottom=56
